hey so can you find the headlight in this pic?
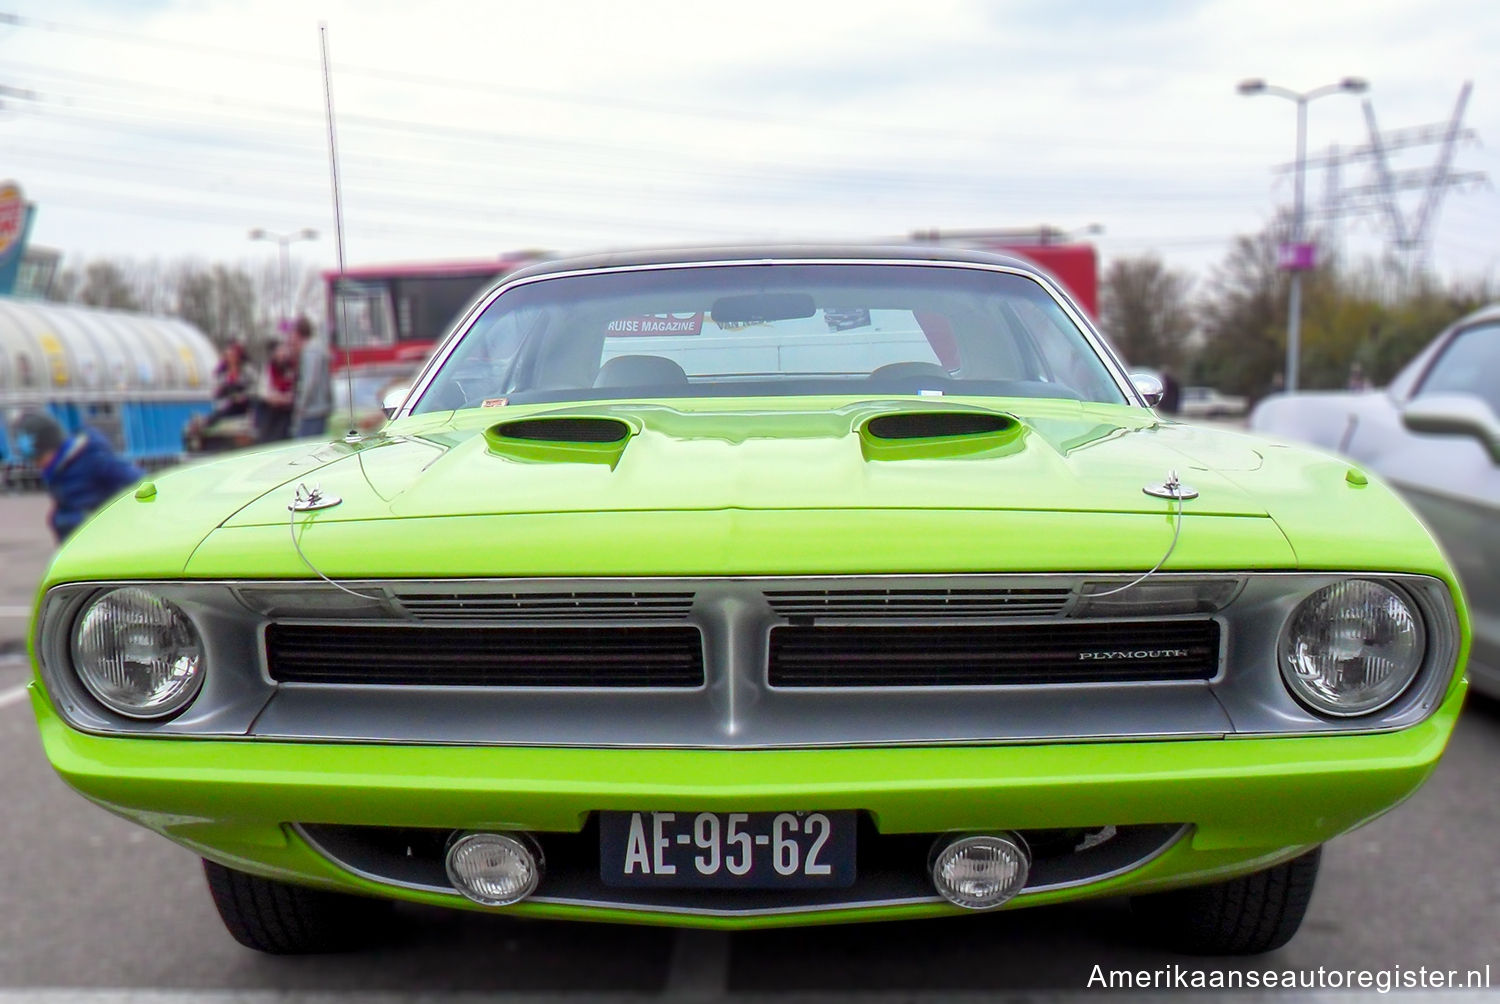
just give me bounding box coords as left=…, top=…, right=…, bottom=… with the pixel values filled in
left=1279, top=580, right=1424, bottom=717
left=71, top=587, right=205, bottom=719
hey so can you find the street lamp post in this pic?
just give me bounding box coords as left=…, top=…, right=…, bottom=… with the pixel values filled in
left=248, top=227, right=319, bottom=323
left=1237, top=77, right=1367, bottom=392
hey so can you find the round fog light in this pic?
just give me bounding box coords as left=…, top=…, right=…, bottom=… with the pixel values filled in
left=445, top=833, right=542, bottom=906
left=931, top=834, right=1030, bottom=910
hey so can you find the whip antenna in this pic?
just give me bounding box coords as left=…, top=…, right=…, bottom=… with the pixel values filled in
left=1088, top=470, right=1197, bottom=598
left=318, top=22, right=360, bottom=443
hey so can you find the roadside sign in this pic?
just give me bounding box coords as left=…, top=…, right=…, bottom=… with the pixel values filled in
left=0, top=181, right=36, bottom=296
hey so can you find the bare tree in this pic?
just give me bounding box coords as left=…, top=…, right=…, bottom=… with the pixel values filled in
left=76, top=260, right=141, bottom=311
left=242, top=256, right=326, bottom=348
left=245, top=255, right=286, bottom=335
left=1099, top=255, right=1194, bottom=369
left=45, top=266, right=81, bottom=303
left=126, top=257, right=175, bottom=316
left=174, top=262, right=258, bottom=348
left=1191, top=228, right=1289, bottom=402
left=292, top=261, right=326, bottom=327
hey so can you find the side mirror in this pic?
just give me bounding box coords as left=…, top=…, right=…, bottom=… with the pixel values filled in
left=381, top=384, right=411, bottom=419
left=1402, top=393, right=1500, bottom=464
left=1129, top=371, right=1164, bottom=408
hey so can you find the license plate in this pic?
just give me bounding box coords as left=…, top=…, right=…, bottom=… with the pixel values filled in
left=599, top=810, right=856, bottom=888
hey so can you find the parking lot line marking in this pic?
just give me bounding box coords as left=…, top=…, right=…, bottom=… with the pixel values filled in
left=0, top=683, right=29, bottom=709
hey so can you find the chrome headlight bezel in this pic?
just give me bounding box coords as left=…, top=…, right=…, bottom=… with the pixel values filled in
left=69, top=586, right=206, bottom=720
left=1276, top=579, right=1428, bottom=718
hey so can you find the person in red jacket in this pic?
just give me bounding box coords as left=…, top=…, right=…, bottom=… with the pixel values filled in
left=255, top=338, right=298, bottom=443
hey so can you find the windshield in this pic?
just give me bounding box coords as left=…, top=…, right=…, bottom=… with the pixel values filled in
left=410, top=263, right=1127, bottom=414
left=1415, top=321, right=1500, bottom=417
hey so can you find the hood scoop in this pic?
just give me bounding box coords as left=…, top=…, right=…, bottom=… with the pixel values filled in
left=859, top=409, right=1024, bottom=461
left=484, top=415, right=637, bottom=467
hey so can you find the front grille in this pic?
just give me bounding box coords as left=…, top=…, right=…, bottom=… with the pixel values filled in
left=391, top=589, right=696, bottom=623
left=267, top=624, right=705, bottom=687
left=768, top=620, right=1219, bottom=687
left=764, top=587, right=1072, bottom=620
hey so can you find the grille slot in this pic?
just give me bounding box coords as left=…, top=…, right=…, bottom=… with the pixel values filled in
left=267, top=624, right=705, bottom=687
left=391, top=590, right=696, bottom=623
left=768, top=620, right=1219, bottom=687
left=765, top=587, right=1072, bottom=620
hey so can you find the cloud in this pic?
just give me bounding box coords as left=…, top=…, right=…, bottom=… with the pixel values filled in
left=2, top=0, right=1494, bottom=284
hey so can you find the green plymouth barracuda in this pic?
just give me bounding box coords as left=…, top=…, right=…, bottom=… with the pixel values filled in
left=28, top=247, right=1469, bottom=956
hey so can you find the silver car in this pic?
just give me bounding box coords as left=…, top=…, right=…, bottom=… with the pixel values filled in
left=1251, top=304, right=1500, bottom=699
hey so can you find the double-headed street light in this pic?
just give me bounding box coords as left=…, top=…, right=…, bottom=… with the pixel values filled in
left=248, top=227, right=319, bottom=323
left=1237, top=77, right=1367, bottom=392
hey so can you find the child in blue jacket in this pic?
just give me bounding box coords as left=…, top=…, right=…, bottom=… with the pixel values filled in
left=13, top=411, right=143, bottom=543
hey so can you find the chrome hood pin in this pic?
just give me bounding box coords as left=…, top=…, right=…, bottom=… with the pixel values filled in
left=288, top=482, right=343, bottom=512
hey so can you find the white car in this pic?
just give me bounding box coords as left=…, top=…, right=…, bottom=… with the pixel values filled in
left=1180, top=386, right=1246, bottom=419
left=1251, top=304, right=1500, bottom=698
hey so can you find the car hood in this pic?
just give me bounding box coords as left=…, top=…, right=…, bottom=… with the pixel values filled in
left=218, top=398, right=1275, bottom=526
left=47, top=396, right=1453, bottom=586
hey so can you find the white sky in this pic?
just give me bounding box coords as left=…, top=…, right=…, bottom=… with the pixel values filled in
left=2, top=0, right=1497, bottom=287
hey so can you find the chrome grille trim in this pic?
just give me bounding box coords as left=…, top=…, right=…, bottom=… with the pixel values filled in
left=764, top=587, right=1072, bottom=620
left=34, top=572, right=1461, bottom=746
left=391, top=589, right=697, bottom=623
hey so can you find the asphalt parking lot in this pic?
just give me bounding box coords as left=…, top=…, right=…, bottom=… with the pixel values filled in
left=1, top=490, right=1496, bottom=1001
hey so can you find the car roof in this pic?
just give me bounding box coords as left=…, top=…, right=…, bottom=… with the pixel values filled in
left=500, top=244, right=1046, bottom=284
left=327, top=255, right=540, bottom=281
left=1455, top=302, right=1500, bottom=328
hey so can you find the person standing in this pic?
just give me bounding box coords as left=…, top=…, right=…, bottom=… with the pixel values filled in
left=255, top=337, right=297, bottom=443
left=13, top=411, right=143, bottom=543
left=1157, top=367, right=1182, bottom=415
left=290, top=315, right=332, bottom=439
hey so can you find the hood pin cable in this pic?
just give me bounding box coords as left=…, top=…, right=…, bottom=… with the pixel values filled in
left=1089, top=470, right=1198, bottom=598
left=287, top=483, right=382, bottom=601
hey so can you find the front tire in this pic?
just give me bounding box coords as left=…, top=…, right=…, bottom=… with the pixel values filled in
left=203, top=859, right=392, bottom=954
left=1129, top=847, right=1321, bottom=955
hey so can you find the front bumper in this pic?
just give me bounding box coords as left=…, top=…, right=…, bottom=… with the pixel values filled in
left=33, top=683, right=1464, bottom=929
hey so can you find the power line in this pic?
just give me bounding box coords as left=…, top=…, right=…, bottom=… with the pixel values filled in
left=22, top=166, right=788, bottom=241
left=1103, top=235, right=1239, bottom=249
left=6, top=95, right=1268, bottom=212
left=0, top=10, right=1279, bottom=155
left=1290, top=83, right=1488, bottom=278
left=5, top=62, right=1272, bottom=193
left=33, top=186, right=780, bottom=246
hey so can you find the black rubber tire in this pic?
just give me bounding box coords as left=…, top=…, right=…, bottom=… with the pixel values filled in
left=202, top=859, right=392, bottom=954
left=1128, top=846, right=1322, bottom=955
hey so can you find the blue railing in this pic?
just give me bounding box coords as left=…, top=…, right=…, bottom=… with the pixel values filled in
left=1, top=399, right=211, bottom=466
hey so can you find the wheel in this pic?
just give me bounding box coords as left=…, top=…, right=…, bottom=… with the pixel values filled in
left=1128, top=846, right=1321, bottom=955
left=202, top=859, right=392, bottom=954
